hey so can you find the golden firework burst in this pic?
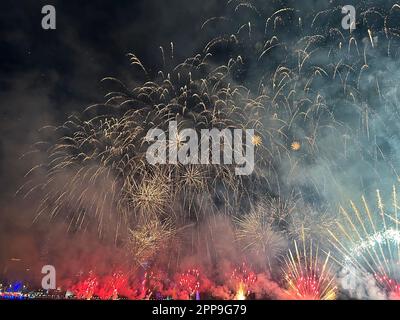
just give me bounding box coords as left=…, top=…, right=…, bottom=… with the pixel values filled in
left=251, top=134, right=262, bottom=146
left=124, top=173, right=171, bottom=217
left=234, top=204, right=286, bottom=271
left=291, top=141, right=301, bottom=151
left=126, top=218, right=175, bottom=265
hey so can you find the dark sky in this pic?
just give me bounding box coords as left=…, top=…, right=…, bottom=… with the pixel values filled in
left=0, top=0, right=226, bottom=199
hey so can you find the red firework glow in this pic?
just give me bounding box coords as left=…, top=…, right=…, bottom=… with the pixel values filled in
left=230, top=263, right=256, bottom=300
left=140, top=270, right=169, bottom=299
left=64, top=264, right=291, bottom=300
left=71, top=272, right=99, bottom=300
left=283, top=241, right=337, bottom=300
left=289, top=274, right=321, bottom=300
left=375, top=274, right=400, bottom=300
left=70, top=271, right=136, bottom=300
left=69, top=268, right=204, bottom=300
left=176, top=268, right=201, bottom=300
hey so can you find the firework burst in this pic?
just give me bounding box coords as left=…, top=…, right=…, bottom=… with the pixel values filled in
left=126, top=218, right=176, bottom=267
left=329, top=186, right=400, bottom=299
left=283, top=239, right=337, bottom=300
left=230, top=262, right=257, bottom=300
left=176, top=268, right=201, bottom=300
left=22, top=50, right=271, bottom=242
left=234, top=203, right=286, bottom=271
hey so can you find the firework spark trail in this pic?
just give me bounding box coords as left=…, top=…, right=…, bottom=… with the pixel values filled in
left=329, top=186, right=400, bottom=299
left=283, top=237, right=337, bottom=300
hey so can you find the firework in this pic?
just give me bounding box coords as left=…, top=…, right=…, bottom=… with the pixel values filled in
left=234, top=203, right=286, bottom=271
left=200, top=0, right=400, bottom=199
left=71, top=272, right=99, bottom=300
left=23, top=49, right=271, bottom=243
left=176, top=268, right=201, bottom=300
left=251, top=134, right=262, bottom=146
left=230, top=262, right=257, bottom=300
left=283, top=239, right=337, bottom=300
left=234, top=282, right=247, bottom=300
left=123, top=171, right=171, bottom=217
left=328, top=186, right=400, bottom=299
left=140, top=269, right=170, bottom=300
left=291, top=141, right=301, bottom=151
left=287, top=202, right=337, bottom=245
left=126, top=217, right=176, bottom=267
left=96, top=271, right=134, bottom=300
left=70, top=271, right=137, bottom=300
